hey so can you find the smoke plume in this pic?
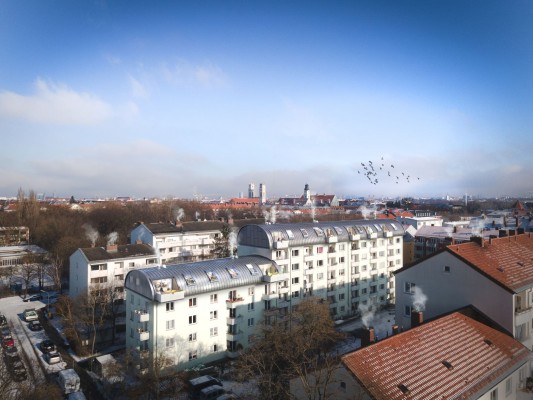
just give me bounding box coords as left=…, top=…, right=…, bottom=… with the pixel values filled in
left=83, top=224, right=99, bottom=247
left=107, top=231, right=118, bottom=246
left=412, top=286, right=428, bottom=312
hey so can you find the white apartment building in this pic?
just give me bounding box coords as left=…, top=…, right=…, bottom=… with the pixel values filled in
left=395, top=233, right=533, bottom=350
left=396, top=215, right=443, bottom=230
left=237, top=220, right=405, bottom=318
left=124, top=220, right=404, bottom=371
left=130, top=221, right=224, bottom=264
left=69, top=243, right=157, bottom=298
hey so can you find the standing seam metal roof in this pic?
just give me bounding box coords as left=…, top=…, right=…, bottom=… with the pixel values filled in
left=238, top=219, right=404, bottom=248
left=125, top=255, right=277, bottom=300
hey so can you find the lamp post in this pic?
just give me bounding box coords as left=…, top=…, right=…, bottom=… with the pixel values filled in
left=41, top=290, right=50, bottom=315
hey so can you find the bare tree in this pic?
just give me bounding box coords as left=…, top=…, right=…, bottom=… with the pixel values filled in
left=237, top=298, right=345, bottom=400
left=15, top=252, right=39, bottom=299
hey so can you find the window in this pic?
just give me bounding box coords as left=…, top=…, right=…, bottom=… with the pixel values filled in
left=317, top=260, right=324, bottom=267
left=404, top=305, right=411, bottom=316
left=405, top=282, right=415, bottom=294
left=292, top=249, right=299, bottom=256
left=292, top=277, right=299, bottom=284
left=166, top=338, right=175, bottom=347
left=248, top=287, right=255, bottom=296
left=188, top=351, right=197, bottom=361
left=505, top=377, right=512, bottom=396
left=317, top=273, right=324, bottom=280
left=189, top=298, right=197, bottom=307
left=210, top=310, right=218, bottom=320
left=338, top=293, right=345, bottom=300
left=490, top=388, right=498, bottom=400
left=166, top=320, right=175, bottom=330
left=188, top=332, right=197, bottom=342
left=248, top=318, right=254, bottom=326
left=91, top=264, right=107, bottom=271
left=300, top=229, right=309, bottom=238
left=292, top=263, right=300, bottom=271
left=443, top=266, right=451, bottom=273
left=339, top=244, right=345, bottom=251
left=189, top=315, right=197, bottom=325
left=340, top=381, right=347, bottom=392
left=352, top=290, right=359, bottom=298
left=317, top=246, right=323, bottom=254
left=166, top=302, right=174, bottom=311
left=91, top=277, right=107, bottom=284
left=210, top=294, right=218, bottom=303
left=248, top=303, right=255, bottom=311
left=292, top=291, right=300, bottom=298
left=362, top=288, right=367, bottom=295
left=206, top=271, right=219, bottom=282
left=212, top=344, right=218, bottom=353
left=339, top=269, right=345, bottom=276
left=210, top=327, right=218, bottom=336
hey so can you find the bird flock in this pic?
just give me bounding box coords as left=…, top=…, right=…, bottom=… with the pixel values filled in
left=357, top=157, right=421, bottom=185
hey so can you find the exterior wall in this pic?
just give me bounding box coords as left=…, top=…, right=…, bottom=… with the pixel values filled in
left=69, top=249, right=90, bottom=297
left=398, top=216, right=443, bottom=230
left=395, top=252, right=514, bottom=334
left=475, top=361, right=531, bottom=400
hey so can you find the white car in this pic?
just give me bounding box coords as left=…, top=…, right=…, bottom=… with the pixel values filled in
left=23, top=309, right=38, bottom=322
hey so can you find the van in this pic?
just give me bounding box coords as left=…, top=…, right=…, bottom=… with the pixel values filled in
left=198, top=385, right=225, bottom=400
left=188, top=375, right=223, bottom=399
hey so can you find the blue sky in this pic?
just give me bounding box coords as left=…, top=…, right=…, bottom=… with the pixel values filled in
left=1, top=1, right=532, bottom=200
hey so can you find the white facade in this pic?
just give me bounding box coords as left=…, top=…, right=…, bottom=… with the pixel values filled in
left=130, top=222, right=221, bottom=264
left=69, top=244, right=157, bottom=298
left=397, top=216, right=443, bottom=230
left=395, top=241, right=533, bottom=350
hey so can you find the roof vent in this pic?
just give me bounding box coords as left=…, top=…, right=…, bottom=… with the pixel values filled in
left=497, top=266, right=505, bottom=272
left=398, top=384, right=410, bottom=395
left=442, top=360, right=453, bottom=370
left=484, top=339, right=493, bottom=347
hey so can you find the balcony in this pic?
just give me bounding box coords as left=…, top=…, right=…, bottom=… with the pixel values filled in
left=226, top=315, right=241, bottom=325
left=304, top=282, right=313, bottom=290
left=262, top=291, right=278, bottom=301
left=227, top=349, right=240, bottom=359
left=326, top=236, right=338, bottom=244
left=263, top=271, right=289, bottom=283
left=155, top=289, right=184, bottom=302
left=515, top=306, right=533, bottom=326
left=226, top=297, right=244, bottom=309
left=135, top=329, right=150, bottom=341
left=226, top=331, right=242, bottom=341
left=349, top=234, right=361, bottom=241
left=279, top=286, right=290, bottom=294
left=134, top=310, right=149, bottom=323
left=367, top=232, right=378, bottom=239
left=383, top=231, right=393, bottom=238
left=264, top=307, right=280, bottom=316
left=273, top=240, right=289, bottom=249
left=327, top=277, right=336, bottom=284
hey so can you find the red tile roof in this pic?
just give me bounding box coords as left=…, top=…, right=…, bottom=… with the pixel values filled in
left=342, top=312, right=529, bottom=400
left=447, top=233, right=533, bottom=292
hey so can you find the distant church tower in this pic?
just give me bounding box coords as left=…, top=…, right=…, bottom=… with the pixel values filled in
left=248, top=183, right=255, bottom=198
left=259, top=183, right=267, bottom=205
left=304, top=183, right=311, bottom=204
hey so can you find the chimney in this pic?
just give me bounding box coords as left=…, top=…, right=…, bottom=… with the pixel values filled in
left=517, top=228, right=525, bottom=235
left=411, top=311, right=423, bottom=328
left=470, top=236, right=484, bottom=247
left=361, top=327, right=375, bottom=347
left=391, top=325, right=399, bottom=335
left=135, top=239, right=142, bottom=245
left=106, top=244, right=118, bottom=253
left=499, top=230, right=508, bottom=238
left=509, top=229, right=516, bottom=236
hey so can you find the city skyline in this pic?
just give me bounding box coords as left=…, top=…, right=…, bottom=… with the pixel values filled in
left=1, top=1, right=532, bottom=199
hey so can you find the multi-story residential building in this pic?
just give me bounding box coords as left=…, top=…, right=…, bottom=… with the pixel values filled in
left=69, top=243, right=158, bottom=298
left=0, top=226, right=29, bottom=246
left=337, top=310, right=531, bottom=400
left=395, top=232, right=533, bottom=350
left=124, top=220, right=404, bottom=371
left=396, top=214, right=443, bottom=230
left=237, top=221, right=404, bottom=317
left=130, top=221, right=228, bottom=264
left=125, top=255, right=275, bottom=371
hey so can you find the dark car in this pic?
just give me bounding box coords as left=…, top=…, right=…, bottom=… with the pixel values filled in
left=45, top=351, right=62, bottom=364
left=3, top=345, right=18, bottom=358
left=1, top=327, right=10, bottom=339
left=0, top=314, right=6, bottom=327
left=23, top=294, right=42, bottom=302
left=40, top=339, right=56, bottom=354
left=28, top=321, right=43, bottom=331
left=6, top=356, right=27, bottom=381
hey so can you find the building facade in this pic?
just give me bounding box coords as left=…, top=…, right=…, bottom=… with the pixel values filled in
left=395, top=233, right=533, bottom=350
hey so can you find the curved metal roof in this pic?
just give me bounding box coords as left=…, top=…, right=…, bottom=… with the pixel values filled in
left=125, top=255, right=277, bottom=300
left=238, top=219, right=405, bottom=248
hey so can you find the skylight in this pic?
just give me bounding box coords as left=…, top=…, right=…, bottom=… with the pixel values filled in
left=227, top=268, right=239, bottom=279
left=246, top=263, right=259, bottom=275
left=206, top=271, right=218, bottom=282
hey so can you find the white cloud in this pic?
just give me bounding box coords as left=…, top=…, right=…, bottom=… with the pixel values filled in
left=161, top=60, right=228, bottom=87
left=0, top=79, right=113, bottom=125
left=128, top=75, right=149, bottom=98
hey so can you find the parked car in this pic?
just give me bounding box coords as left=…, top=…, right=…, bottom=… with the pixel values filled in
left=28, top=320, right=43, bottom=331
left=1, top=326, right=10, bottom=339
left=188, top=376, right=224, bottom=400
left=7, top=356, right=27, bottom=382
left=45, top=351, right=62, bottom=364
left=2, top=335, right=14, bottom=349
left=3, top=345, right=18, bottom=358
left=0, top=314, right=7, bottom=326
left=23, top=294, right=42, bottom=302
left=23, top=309, right=38, bottom=322
left=41, top=339, right=56, bottom=354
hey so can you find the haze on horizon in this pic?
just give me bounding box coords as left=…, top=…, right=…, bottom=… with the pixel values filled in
left=1, top=1, right=532, bottom=200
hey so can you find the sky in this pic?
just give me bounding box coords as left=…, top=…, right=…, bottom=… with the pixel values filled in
left=1, top=1, right=532, bottom=200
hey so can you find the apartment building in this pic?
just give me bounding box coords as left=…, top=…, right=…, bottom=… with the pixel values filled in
left=395, top=232, right=533, bottom=350
left=130, top=221, right=226, bottom=264
left=69, top=243, right=157, bottom=298
left=125, top=255, right=275, bottom=371
left=0, top=226, right=29, bottom=246
left=396, top=215, right=443, bottom=230
left=124, top=220, right=404, bottom=371
left=237, top=220, right=404, bottom=317
left=339, top=310, right=531, bottom=400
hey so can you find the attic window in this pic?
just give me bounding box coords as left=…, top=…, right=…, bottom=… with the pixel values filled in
left=373, top=224, right=382, bottom=232
left=184, top=275, right=196, bottom=286
left=286, top=230, right=294, bottom=239
left=334, top=226, right=343, bottom=235
left=442, top=360, right=453, bottom=370
left=313, top=227, right=324, bottom=236
left=484, top=339, right=493, bottom=347
left=246, top=264, right=259, bottom=275
left=206, top=271, right=218, bottom=282
left=271, top=231, right=283, bottom=241
left=227, top=268, right=239, bottom=279
left=398, top=384, right=410, bottom=395
left=300, top=229, right=309, bottom=238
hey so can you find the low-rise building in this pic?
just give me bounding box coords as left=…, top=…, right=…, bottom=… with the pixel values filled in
left=395, top=232, right=533, bottom=350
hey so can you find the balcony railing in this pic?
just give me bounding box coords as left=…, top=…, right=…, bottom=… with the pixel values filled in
left=135, top=329, right=150, bottom=341
left=134, top=310, right=149, bottom=323
left=273, top=240, right=289, bottom=249
left=326, top=236, right=338, bottom=243
left=349, top=233, right=361, bottom=241
left=226, top=297, right=244, bottom=308
left=262, top=271, right=289, bottom=283
left=155, top=289, right=184, bottom=302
